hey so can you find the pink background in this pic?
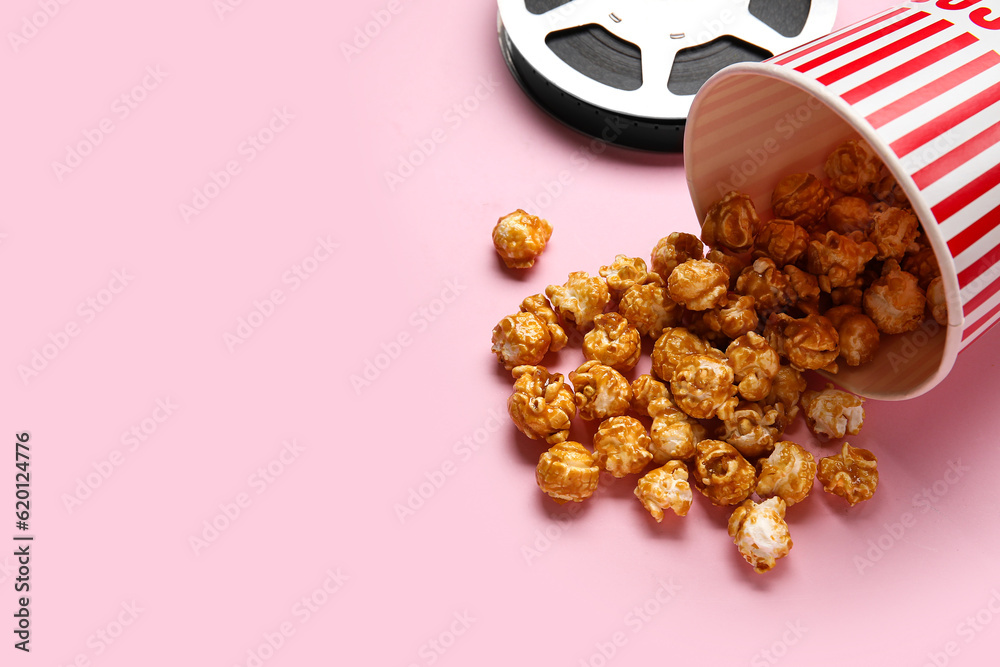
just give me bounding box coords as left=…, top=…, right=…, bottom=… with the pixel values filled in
left=2, top=1, right=999, bottom=665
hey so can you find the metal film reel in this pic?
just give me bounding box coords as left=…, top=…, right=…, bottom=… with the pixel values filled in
left=498, top=0, right=838, bottom=151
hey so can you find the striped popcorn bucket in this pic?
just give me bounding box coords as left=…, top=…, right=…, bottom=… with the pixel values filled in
left=684, top=1, right=1000, bottom=399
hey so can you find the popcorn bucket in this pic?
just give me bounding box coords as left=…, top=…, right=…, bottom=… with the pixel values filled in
left=684, top=1, right=1000, bottom=400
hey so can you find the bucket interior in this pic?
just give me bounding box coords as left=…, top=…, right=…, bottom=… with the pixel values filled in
left=684, top=68, right=958, bottom=400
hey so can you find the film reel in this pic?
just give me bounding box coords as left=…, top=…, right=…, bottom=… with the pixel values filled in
left=498, top=0, right=838, bottom=151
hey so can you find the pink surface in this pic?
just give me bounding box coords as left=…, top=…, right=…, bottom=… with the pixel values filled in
left=2, top=1, right=999, bottom=665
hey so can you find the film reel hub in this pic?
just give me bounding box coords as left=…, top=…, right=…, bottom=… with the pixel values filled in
left=499, top=0, right=838, bottom=151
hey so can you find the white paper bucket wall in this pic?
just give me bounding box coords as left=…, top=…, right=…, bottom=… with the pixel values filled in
left=684, top=1, right=1000, bottom=400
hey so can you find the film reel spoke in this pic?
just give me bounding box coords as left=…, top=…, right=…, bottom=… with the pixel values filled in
left=726, top=13, right=804, bottom=57
left=533, top=0, right=602, bottom=34
left=639, top=39, right=681, bottom=92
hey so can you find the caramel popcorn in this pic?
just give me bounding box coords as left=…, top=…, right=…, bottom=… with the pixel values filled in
left=825, top=305, right=879, bottom=367
left=536, top=441, right=600, bottom=503
left=569, top=360, right=632, bottom=421
left=667, top=259, right=730, bottom=311
left=825, top=139, right=881, bottom=194
left=830, top=283, right=865, bottom=309
left=869, top=201, right=890, bottom=217
left=869, top=206, right=919, bottom=261
left=771, top=173, right=832, bottom=228
left=651, top=327, right=715, bottom=382
left=736, top=258, right=797, bottom=317
left=692, top=439, right=756, bottom=506
left=727, top=332, right=780, bottom=402
left=635, top=461, right=693, bottom=520
left=593, top=416, right=653, bottom=478
left=784, top=266, right=822, bottom=315
left=683, top=308, right=719, bottom=344
left=651, top=232, right=704, bottom=281
left=701, top=191, right=761, bottom=253
left=707, top=249, right=749, bottom=290
left=765, top=313, right=839, bottom=373
left=826, top=196, right=872, bottom=236
left=728, top=497, right=792, bottom=573
left=650, top=405, right=700, bottom=463
left=492, top=209, right=552, bottom=269
left=493, top=138, right=928, bottom=569
left=757, top=441, right=816, bottom=507
left=493, top=312, right=552, bottom=370
left=618, top=281, right=683, bottom=339
left=508, top=366, right=577, bottom=444
left=699, top=294, right=759, bottom=341
left=806, top=230, right=877, bottom=293
left=492, top=311, right=553, bottom=370
left=600, top=255, right=654, bottom=300
left=520, top=294, right=569, bottom=352
left=754, top=218, right=809, bottom=266
left=764, top=366, right=807, bottom=430
left=719, top=402, right=780, bottom=458
left=583, top=313, right=642, bottom=372
left=817, top=442, right=878, bottom=506
left=691, top=421, right=710, bottom=444
left=545, top=271, right=610, bottom=329
left=871, top=170, right=910, bottom=208
left=631, top=375, right=674, bottom=418
left=802, top=385, right=865, bottom=441
left=670, top=354, right=739, bottom=421
left=927, top=276, right=948, bottom=326
left=902, top=245, right=941, bottom=290
left=863, top=260, right=926, bottom=334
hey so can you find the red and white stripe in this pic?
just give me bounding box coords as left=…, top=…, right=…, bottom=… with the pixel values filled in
left=773, top=4, right=1000, bottom=349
